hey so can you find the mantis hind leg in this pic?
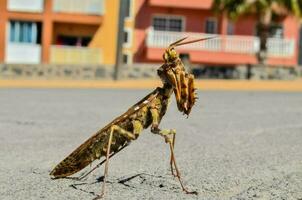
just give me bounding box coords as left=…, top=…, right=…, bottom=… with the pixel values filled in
left=95, top=123, right=142, bottom=199
left=97, top=125, right=136, bottom=199
left=66, top=144, right=128, bottom=181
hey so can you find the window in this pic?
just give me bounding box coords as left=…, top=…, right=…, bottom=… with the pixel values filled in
left=269, top=24, right=283, bottom=38
left=56, top=35, right=92, bottom=46
left=205, top=18, right=217, bottom=34
left=124, top=31, right=128, bottom=43
left=227, top=22, right=234, bottom=35
left=9, top=21, right=41, bottom=43
left=152, top=16, right=184, bottom=32
left=122, top=52, right=132, bottom=65
left=256, top=23, right=284, bottom=38
left=153, top=18, right=167, bottom=31
left=169, top=18, right=183, bottom=32
left=123, top=54, right=128, bottom=64
left=123, top=28, right=132, bottom=47
left=125, top=0, right=133, bottom=19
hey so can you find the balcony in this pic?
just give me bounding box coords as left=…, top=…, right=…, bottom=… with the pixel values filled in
left=148, top=30, right=260, bottom=54
left=7, top=0, right=44, bottom=13
left=5, top=43, right=41, bottom=64
left=53, top=0, right=105, bottom=15
left=50, top=46, right=102, bottom=65
left=146, top=29, right=296, bottom=65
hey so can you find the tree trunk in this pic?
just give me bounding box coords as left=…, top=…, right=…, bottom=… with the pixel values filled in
left=257, top=9, right=272, bottom=66
left=257, top=23, right=269, bottom=65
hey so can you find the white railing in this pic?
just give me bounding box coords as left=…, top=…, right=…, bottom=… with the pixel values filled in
left=50, top=45, right=102, bottom=65
left=5, top=43, right=41, bottom=64
left=7, top=0, right=44, bottom=12
left=267, top=38, right=295, bottom=57
left=224, top=35, right=259, bottom=54
left=53, top=0, right=105, bottom=15
left=147, top=29, right=295, bottom=57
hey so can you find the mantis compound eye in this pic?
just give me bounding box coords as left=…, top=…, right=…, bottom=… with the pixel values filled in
left=169, top=49, right=178, bottom=61
left=163, top=48, right=178, bottom=63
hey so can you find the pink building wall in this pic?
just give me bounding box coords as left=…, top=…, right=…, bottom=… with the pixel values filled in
left=134, top=0, right=300, bottom=67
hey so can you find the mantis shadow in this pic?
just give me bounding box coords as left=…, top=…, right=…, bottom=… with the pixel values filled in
left=69, top=172, right=177, bottom=197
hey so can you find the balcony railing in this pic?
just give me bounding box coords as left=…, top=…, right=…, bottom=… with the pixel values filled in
left=5, top=43, right=41, bottom=64
left=7, top=0, right=44, bottom=13
left=267, top=38, right=295, bottom=57
left=50, top=45, right=102, bottom=65
left=147, top=29, right=295, bottom=57
left=53, top=0, right=105, bottom=15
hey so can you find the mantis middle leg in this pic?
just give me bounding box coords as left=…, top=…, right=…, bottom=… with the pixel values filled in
left=150, top=108, right=197, bottom=194
left=153, top=128, right=197, bottom=194
left=150, top=107, right=176, bottom=176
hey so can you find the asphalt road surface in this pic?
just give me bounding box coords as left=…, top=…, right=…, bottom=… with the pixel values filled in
left=0, top=89, right=302, bottom=200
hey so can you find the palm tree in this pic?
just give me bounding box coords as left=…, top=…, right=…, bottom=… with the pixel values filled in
left=212, top=0, right=302, bottom=65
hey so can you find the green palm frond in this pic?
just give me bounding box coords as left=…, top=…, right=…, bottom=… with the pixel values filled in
left=212, top=0, right=302, bottom=20
left=278, top=0, right=301, bottom=17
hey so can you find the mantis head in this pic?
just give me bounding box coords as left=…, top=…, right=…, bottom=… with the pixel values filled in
left=158, top=36, right=216, bottom=116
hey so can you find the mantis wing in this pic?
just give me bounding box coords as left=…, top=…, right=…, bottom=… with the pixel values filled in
left=50, top=88, right=160, bottom=178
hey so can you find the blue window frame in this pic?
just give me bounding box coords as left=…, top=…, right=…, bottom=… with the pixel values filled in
left=9, top=21, right=37, bottom=43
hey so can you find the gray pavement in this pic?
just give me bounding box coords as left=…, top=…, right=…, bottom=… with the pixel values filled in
left=0, top=89, right=302, bottom=200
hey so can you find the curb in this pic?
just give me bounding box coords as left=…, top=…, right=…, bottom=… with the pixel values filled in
left=1, top=79, right=302, bottom=92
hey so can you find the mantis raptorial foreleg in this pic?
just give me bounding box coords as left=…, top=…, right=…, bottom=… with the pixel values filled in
left=95, top=122, right=143, bottom=199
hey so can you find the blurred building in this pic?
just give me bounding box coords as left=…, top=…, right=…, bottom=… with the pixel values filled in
left=0, top=0, right=300, bottom=70
left=0, top=0, right=129, bottom=66
left=134, top=0, right=300, bottom=67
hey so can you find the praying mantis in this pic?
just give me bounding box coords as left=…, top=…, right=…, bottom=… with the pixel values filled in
left=50, top=36, right=215, bottom=199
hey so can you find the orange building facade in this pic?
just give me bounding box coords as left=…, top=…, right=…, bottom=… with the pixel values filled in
left=0, top=0, right=126, bottom=65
